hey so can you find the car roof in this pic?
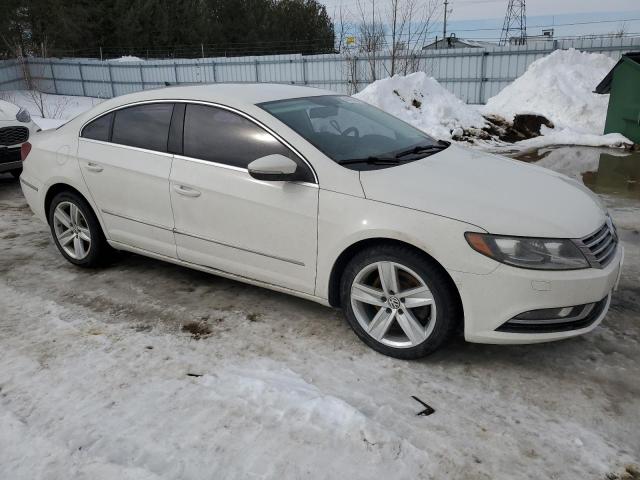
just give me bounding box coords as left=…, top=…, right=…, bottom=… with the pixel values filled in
left=109, top=83, right=336, bottom=107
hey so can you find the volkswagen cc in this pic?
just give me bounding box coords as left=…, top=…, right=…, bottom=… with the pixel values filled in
left=19, top=84, right=623, bottom=358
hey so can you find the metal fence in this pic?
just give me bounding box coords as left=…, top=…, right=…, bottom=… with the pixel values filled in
left=1, top=36, right=639, bottom=104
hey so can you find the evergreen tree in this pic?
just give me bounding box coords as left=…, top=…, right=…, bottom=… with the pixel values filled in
left=0, top=0, right=335, bottom=58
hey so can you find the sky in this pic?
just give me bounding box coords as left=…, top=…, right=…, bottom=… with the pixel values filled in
left=322, top=0, right=640, bottom=42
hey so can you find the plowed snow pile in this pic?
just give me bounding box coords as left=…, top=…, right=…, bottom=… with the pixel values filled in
left=483, top=48, right=614, bottom=134
left=353, top=72, right=486, bottom=140
left=354, top=49, right=631, bottom=149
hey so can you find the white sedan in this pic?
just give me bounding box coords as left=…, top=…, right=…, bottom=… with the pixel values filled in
left=0, top=99, right=40, bottom=177
left=19, top=84, right=623, bottom=358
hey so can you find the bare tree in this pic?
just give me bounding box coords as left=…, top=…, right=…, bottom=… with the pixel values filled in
left=356, top=0, right=385, bottom=82
left=611, top=23, right=627, bottom=38
left=387, top=0, right=441, bottom=76
left=355, top=0, right=441, bottom=82
left=334, top=4, right=350, bottom=53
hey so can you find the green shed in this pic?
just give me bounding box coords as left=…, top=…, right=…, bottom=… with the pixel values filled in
left=595, top=52, right=640, bottom=144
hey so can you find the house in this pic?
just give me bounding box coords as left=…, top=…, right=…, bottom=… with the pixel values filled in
left=595, top=51, right=640, bottom=144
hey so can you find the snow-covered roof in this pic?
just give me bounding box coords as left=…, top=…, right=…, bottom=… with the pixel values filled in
left=422, top=37, right=498, bottom=50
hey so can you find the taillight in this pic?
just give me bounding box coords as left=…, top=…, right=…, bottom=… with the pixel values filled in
left=21, top=142, right=31, bottom=161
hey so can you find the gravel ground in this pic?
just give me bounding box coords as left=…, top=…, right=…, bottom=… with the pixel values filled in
left=1, top=173, right=639, bottom=480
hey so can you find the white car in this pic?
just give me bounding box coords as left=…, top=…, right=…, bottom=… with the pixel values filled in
left=0, top=99, right=40, bottom=177
left=19, top=84, right=623, bottom=359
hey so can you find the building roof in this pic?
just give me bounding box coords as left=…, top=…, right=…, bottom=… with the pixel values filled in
left=595, top=52, right=640, bottom=94
left=422, top=37, right=498, bottom=50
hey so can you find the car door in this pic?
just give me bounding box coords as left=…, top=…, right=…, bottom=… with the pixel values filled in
left=78, top=102, right=178, bottom=257
left=169, top=103, right=319, bottom=294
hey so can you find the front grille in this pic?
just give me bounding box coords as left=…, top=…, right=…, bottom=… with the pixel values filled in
left=0, top=146, right=21, bottom=164
left=575, top=221, right=618, bottom=268
left=0, top=126, right=29, bottom=146
left=497, top=296, right=609, bottom=333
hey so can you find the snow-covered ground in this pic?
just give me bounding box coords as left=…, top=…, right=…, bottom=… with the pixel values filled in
left=1, top=52, right=640, bottom=478
left=1, top=168, right=639, bottom=479
left=0, top=90, right=102, bottom=130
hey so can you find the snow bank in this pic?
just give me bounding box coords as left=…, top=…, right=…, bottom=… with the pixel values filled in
left=483, top=49, right=616, bottom=134
left=355, top=52, right=631, bottom=149
left=353, top=72, right=486, bottom=140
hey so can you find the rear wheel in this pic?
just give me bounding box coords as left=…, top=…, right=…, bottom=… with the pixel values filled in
left=10, top=168, right=22, bottom=179
left=48, top=191, right=112, bottom=267
left=340, top=245, right=460, bottom=359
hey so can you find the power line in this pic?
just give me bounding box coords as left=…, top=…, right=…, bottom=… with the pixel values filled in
left=500, top=0, right=526, bottom=45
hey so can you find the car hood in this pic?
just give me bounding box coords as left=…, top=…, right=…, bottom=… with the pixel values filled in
left=358, top=144, right=606, bottom=238
left=0, top=99, right=20, bottom=121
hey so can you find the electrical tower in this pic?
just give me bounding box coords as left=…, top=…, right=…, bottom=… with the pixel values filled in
left=499, top=0, right=527, bottom=46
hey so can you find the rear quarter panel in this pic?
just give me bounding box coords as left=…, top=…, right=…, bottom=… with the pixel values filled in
left=20, top=125, right=105, bottom=234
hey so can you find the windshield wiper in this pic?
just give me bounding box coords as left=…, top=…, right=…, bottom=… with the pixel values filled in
left=394, top=141, right=450, bottom=159
left=338, top=156, right=401, bottom=166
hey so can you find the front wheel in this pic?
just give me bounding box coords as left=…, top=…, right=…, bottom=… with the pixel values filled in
left=48, top=191, right=112, bottom=267
left=340, top=245, right=461, bottom=359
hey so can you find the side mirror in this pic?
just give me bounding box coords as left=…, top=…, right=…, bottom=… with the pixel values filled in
left=247, top=154, right=298, bottom=181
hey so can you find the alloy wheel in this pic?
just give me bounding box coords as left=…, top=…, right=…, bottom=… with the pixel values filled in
left=52, top=201, right=92, bottom=260
left=350, top=261, right=437, bottom=348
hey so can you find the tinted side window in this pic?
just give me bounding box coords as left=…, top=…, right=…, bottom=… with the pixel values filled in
left=111, top=103, right=174, bottom=152
left=82, top=113, right=113, bottom=141
left=183, top=104, right=314, bottom=182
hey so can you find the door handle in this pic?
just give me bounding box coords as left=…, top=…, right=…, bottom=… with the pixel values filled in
left=85, top=162, right=103, bottom=172
left=173, top=185, right=201, bottom=197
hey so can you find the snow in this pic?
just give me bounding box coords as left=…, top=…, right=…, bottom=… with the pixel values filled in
left=0, top=90, right=103, bottom=129
left=495, top=126, right=632, bottom=151
left=0, top=177, right=639, bottom=479
left=353, top=72, right=486, bottom=141
left=2, top=48, right=633, bottom=151
left=354, top=50, right=632, bottom=150
left=109, top=56, right=144, bottom=62
left=482, top=48, right=616, bottom=134
left=0, top=48, right=639, bottom=480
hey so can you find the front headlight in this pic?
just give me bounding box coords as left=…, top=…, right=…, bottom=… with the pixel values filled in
left=465, top=232, right=589, bottom=270
left=16, top=108, right=31, bottom=123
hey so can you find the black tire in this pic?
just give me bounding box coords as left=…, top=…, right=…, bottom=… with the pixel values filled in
left=10, top=168, right=22, bottom=179
left=47, top=191, right=113, bottom=267
left=340, top=244, right=461, bottom=359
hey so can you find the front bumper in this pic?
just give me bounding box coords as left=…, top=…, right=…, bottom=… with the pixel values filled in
left=451, top=245, right=623, bottom=344
left=0, top=146, right=21, bottom=173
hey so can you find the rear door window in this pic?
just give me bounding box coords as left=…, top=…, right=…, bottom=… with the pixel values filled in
left=111, top=103, right=174, bottom=152
left=81, top=112, right=113, bottom=141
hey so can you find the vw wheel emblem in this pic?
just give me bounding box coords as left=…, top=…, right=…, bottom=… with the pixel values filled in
left=389, top=296, right=401, bottom=309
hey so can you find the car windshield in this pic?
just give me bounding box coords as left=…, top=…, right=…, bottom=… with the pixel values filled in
left=259, top=95, right=446, bottom=170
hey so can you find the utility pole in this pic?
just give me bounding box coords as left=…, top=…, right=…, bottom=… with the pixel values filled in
left=443, top=0, right=449, bottom=40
